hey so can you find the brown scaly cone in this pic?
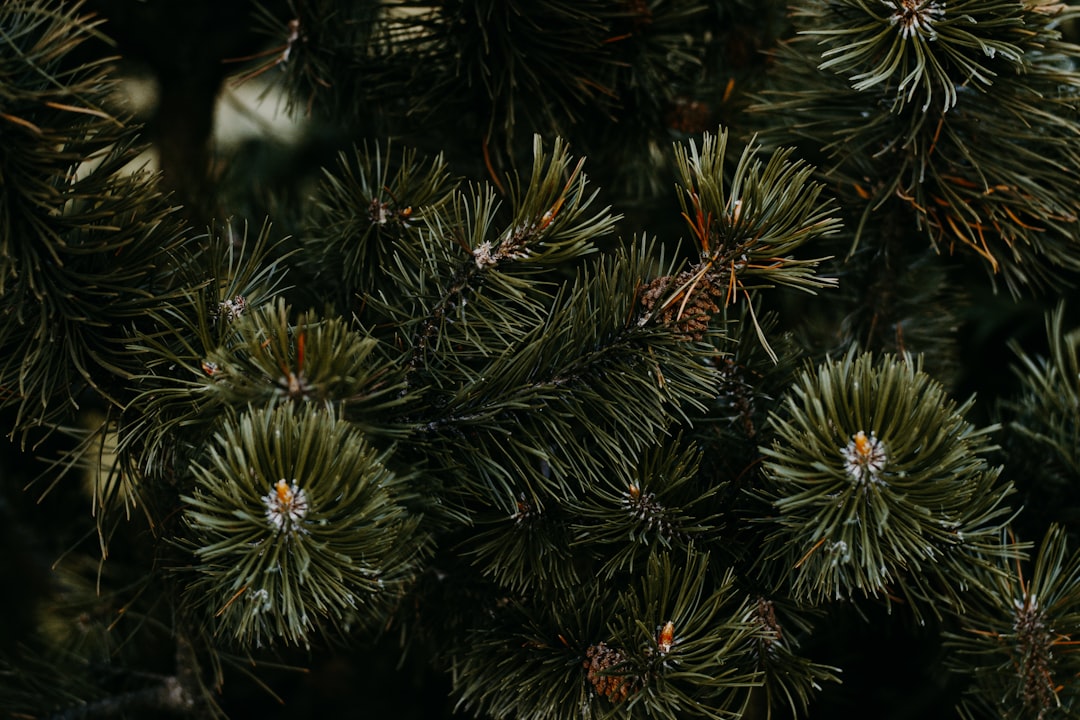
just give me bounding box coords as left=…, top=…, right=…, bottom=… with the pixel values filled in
left=1012, top=594, right=1059, bottom=717
left=754, top=596, right=783, bottom=651
left=584, top=642, right=640, bottom=704
left=639, top=264, right=728, bottom=341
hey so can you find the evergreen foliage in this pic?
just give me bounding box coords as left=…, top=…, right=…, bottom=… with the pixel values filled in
left=182, top=402, right=426, bottom=648
left=757, top=350, right=1016, bottom=615
left=4, top=1, right=1080, bottom=718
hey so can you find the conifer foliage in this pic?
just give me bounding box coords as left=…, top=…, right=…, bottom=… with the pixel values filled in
left=4, top=1, right=1080, bottom=719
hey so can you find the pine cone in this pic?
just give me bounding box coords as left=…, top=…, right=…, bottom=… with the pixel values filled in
left=639, top=267, right=726, bottom=340
left=584, top=642, right=638, bottom=703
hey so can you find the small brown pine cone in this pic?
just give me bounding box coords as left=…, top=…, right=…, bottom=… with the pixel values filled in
left=584, top=642, right=638, bottom=704
left=639, top=268, right=725, bottom=341
left=755, top=596, right=783, bottom=649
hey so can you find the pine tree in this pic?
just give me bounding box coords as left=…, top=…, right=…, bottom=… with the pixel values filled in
left=3, top=1, right=1080, bottom=718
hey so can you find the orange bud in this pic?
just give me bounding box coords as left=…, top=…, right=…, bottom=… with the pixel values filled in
left=658, top=620, right=675, bottom=654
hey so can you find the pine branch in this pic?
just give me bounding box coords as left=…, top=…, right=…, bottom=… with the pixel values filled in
left=0, top=1, right=190, bottom=434
left=640, top=130, right=840, bottom=358
left=450, top=550, right=765, bottom=720
left=945, top=524, right=1080, bottom=719
left=116, top=221, right=292, bottom=488
left=755, top=349, right=1017, bottom=619
left=181, top=403, right=429, bottom=648
left=300, top=140, right=458, bottom=306
left=751, top=1, right=1080, bottom=293
left=807, top=0, right=1028, bottom=112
